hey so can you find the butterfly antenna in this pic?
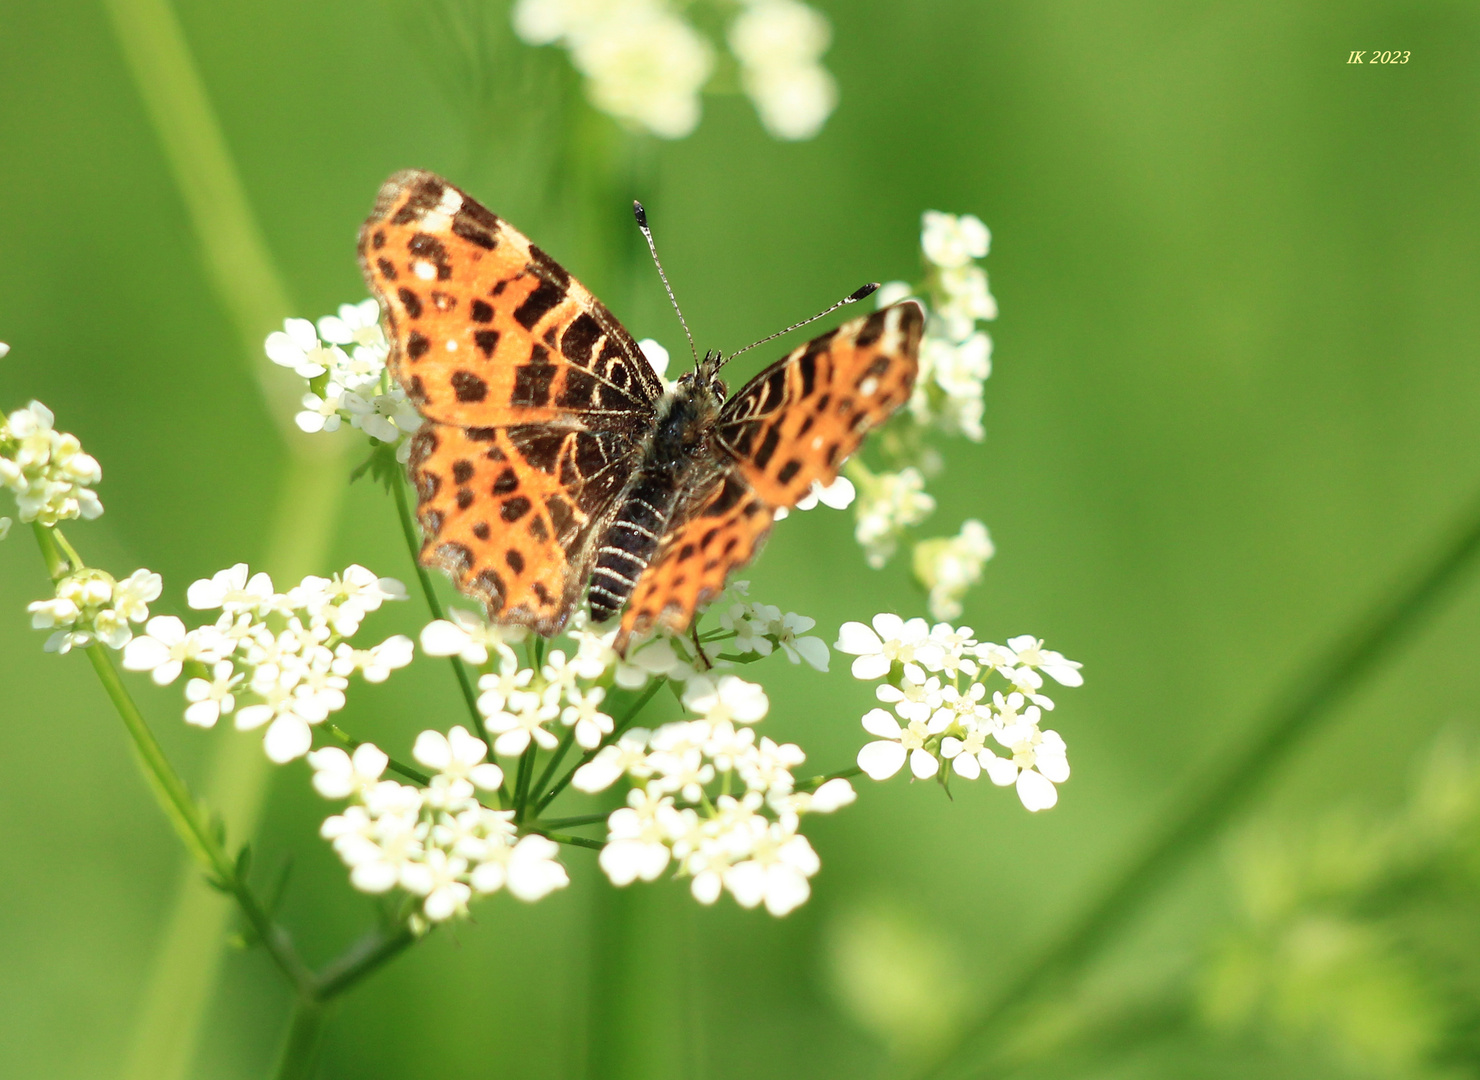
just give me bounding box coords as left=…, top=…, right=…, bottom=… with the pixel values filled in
left=633, top=201, right=700, bottom=368
left=719, top=282, right=880, bottom=368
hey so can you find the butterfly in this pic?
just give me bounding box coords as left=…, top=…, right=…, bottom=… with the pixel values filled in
left=358, top=169, right=923, bottom=651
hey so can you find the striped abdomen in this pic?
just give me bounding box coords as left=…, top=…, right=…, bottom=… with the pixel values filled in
left=588, top=470, right=679, bottom=623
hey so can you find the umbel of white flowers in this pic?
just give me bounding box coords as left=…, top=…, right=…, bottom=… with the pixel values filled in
left=511, top=0, right=839, bottom=140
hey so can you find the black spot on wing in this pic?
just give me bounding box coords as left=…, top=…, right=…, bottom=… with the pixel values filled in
left=514, top=276, right=564, bottom=330
left=451, top=371, right=488, bottom=402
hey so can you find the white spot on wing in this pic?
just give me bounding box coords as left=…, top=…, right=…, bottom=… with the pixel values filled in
left=414, top=261, right=436, bottom=281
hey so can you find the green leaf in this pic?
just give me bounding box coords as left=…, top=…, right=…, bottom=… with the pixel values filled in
left=350, top=441, right=401, bottom=493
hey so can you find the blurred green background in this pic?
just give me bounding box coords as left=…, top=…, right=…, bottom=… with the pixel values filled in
left=4, top=1, right=1480, bottom=1078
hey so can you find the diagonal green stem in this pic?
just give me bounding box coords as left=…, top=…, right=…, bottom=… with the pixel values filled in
left=536, top=678, right=666, bottom=814
left=529, top=725, right=578, bottom=806
left=321, top=723, right=429, bottom=785
left=311, top=925, right=418, bottom=1001
left=914, top=485, right=1480, bottom=1080
left=31, top=528, right=318, bottom=998
left=391, top=472, right=490, bottom=745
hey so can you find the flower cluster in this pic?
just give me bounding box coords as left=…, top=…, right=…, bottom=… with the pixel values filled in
left=841, top=210, right=1002, bottom=617
left=1, top=400, right=103, bottom=528
left=28, top=567, right=161, bottom=653
left=912, top=519, right=995, bottom=621
left=120, top=563, right=413, bottom=762
left=313, top=728, right=569, bottom=923
left=573, top=671, right=855, bottom=916
left=879, top=211, right=996, bottom=440
left=511, top=0, right=838, bottom=141
left=728, top=0, right=838, bottom=140
left=264, top=300, right=420, bottom=456
left=837, top=615, right=1082, bottom=811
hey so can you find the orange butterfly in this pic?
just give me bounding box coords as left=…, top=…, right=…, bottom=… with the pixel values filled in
left=359, top=170, right=922, bottom=650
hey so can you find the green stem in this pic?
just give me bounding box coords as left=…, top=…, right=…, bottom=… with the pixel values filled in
left=271, top=999, right=327, bottom=1080
left=531, top=812, right=610, bottom=829
left=311, top=925, right=417, bottom=1001
left=795, top=765, right=863, bottom=792
left=513, top=744, right=537, bottom=823
left=528, top=725, right=578, bottom=806
left=535, top=830, right=604, bottom=851
left=390, top=473, right=491, bottom=745
left=321, top=723, right=429, bottom=785
left=914, top=485, right=1480, bottom=1080
left=536, top=679, right=665, bottom=814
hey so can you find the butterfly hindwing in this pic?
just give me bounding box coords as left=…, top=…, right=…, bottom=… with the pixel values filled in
left=716, top=301, right=924, bottom=508
left=360, top=170, right=659, bottom=633
left=618, top=471, right=774, bottom=646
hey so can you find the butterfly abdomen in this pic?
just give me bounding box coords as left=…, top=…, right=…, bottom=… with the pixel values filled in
left=589, top=471, right=680, bottom=623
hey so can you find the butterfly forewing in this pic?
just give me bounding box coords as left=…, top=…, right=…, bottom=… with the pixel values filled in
left=360, top=170, right=660, bottom=633
left=617, top=301, right=924, bottom=645
left=717, top=301, right=923, bottom=508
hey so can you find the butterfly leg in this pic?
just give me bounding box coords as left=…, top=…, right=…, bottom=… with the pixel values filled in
left=690, top=621, right=713, bottom=670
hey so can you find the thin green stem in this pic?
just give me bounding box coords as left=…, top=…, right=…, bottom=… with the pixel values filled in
left=536, top=678, right=665, bottom=814
left=528, top=725, right=578, bottom=806
left=271, top=999, right=327, bottom=1080
left=531, top=812, right=610, bottom=829
left=50, top=526, right=85, bottom=571
left=795, top=765, right=863, bottom=792
left=535, top=829, right=604, bottom=851
left=321, top=724, right=429, bottom=784
left=311, top=925, right=418, bottom=1001
left=514, top=744, right=537, bottom=823
left=915, top=484, right=1480, bottom=1080
left=390, top=472, right=490, bottom=745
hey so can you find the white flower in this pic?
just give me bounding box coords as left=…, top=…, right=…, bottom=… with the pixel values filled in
left=740, top=61, right=836, bottom=141
left=471, top=832, right=571, bottom=901
left=400, top=848, right=472, bottom=922
left=265, top=318, right=342, bottom=379
left=934, top=265, right=997, bottom=341
left=600, top=787, right=680, bottom=885
left=0, top=401, right=104, bottom=525
left=122, top=616, right=222, bottom=685
left=562, top=685, right=614, bottom=749
left=295, top=386, right=345, bottom=434
left=570, top=9, right=714, bottom=139
left=332, top=635, right=414, bottom=683
left=316, top=299, right=385, bottom=353
left=187, top=563, right=277, bottom=614
left=722, top=821, right=820, bottom=916
left=572, top=729, right=653, bottom=792
left=485, top=687, right=561, bottom=757
left=476, top=655, right=536, bottom=716
left=682, top=674, right=769, bottom=725
left=852, top=468, right=936, bottom=567
left=183, top=660, right=242, bottom=727
left=412, top=726, right=505, bottom=792
left=921, top=211, right=990, bottom=270
left=1005, top=634, right=1084, bottom=687
left=728, top=0, right=837, bottom=140
left=792, top=474, right=856, bottom=512
left=614, top=635, right=695, bottom=688
left=421, top=607, right=523, bottom=666
left=856, top=708, right=938, bottom=780
left=0, top=517, right=10, bottom=540
left=835, top=613, right=940, bottom=680
left=308, top=743, right=390, bottom=799
left=913, top=520, right=995, bottom=621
